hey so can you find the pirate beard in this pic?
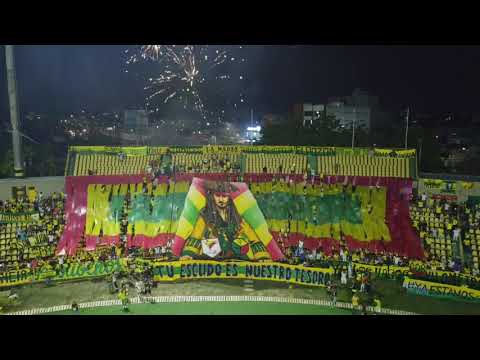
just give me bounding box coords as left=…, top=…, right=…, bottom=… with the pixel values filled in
left=201, top=197, right=241, bottom=243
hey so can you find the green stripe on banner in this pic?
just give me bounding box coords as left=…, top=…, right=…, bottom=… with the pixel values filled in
left=242, top=206, right=265, bottom=230
left=182, top=198, right=200, bottom=226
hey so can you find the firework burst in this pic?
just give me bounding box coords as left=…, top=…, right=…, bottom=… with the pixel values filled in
left=126, top=45, right=246, bottom=120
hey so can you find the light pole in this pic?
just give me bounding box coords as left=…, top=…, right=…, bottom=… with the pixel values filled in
left=351, top=107, right=356, bottom=149
left=418, top=137, right=423, bottom=170
left=404, top=107, right=410, bottom=149
left=5, top=45, right=24, bottom=178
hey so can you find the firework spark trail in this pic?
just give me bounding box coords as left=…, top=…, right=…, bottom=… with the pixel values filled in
left=126, top=44, right=246, bottom=120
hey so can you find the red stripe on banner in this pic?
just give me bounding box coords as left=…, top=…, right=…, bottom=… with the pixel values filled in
left=266, top=239, right=285, bottom=261
left=191, top=178, right=207, bottom=197
left=131, top=234, right=170, bottom=249
left=100, top=235, right=120, bottom=246
left=57, top=175, right=150, bottom=256
left=171, top=235, right=186, bottom=256
left=230, top=182, right=249, bottom=200
left=85, top=235, right=97, bottom=251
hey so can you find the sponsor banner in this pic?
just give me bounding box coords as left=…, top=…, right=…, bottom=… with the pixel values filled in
left=150, top=260, right=334, bottom=287
left=403, top=277, right=480, bottom=302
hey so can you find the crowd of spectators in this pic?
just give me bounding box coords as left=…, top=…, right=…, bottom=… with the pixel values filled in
left=410, top=191, right=480, bottom=276
left=0, top=190, right=65, bottom=272
left=171, top=153, right=241, bottom=175
left=3, top=168, right=480, bottom=300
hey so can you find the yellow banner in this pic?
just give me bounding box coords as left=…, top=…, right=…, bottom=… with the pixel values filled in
left=461, top=182, right=475, bottom=190
left=423, top=179, right=444, bottom=188
left=202, top=145, right=242, bottom=154
left=70, top=146, right=148, bottom=156
left=150, top=260, right=334, bottom=287
left=396, top=149, right=416, bottom=157
left=374, top=148, right=393, bottom=156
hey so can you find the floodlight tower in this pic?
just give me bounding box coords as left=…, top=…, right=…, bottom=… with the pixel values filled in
left=5, top=45, right=24, bottom=178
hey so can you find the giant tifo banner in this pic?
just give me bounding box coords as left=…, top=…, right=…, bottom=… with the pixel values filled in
left=403, top=277, right=480, bottom=303
left=57, top=174, right=422, bottom=259
left=245, top=175, right=422, bottom=258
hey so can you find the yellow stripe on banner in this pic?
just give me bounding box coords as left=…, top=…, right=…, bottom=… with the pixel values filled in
left=254, top=251, right=271, bottom=260
left=184, top=246, right=201, bottom=255
left=176, top=217, right=194, bottom=239
left=119, top=184, right=128, bottom=195
left=189, top=186, right=206, bottom=211
left=254, top=222, right=273, bottom=246
left=233, top=191, right=256, bottom=215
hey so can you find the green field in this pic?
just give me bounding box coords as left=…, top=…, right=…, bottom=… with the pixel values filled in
left=3, top=277, right=480, bottom=315
left=50, top=301, right=351, bottom=315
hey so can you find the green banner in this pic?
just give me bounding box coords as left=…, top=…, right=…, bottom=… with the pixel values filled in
left=0, top=259, right=122, bottom=288
left=403, top=277, right=480, bottom=303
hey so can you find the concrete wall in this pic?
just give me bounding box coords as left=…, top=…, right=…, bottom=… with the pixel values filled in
left=0, top=176, right=65, bottom=201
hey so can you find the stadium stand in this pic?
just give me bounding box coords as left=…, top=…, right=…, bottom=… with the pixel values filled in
left=409, top=193, right=480, bottom=275
left=0, top=193, right=64, bottom=272
left=9, top=144, right=480, bottom=300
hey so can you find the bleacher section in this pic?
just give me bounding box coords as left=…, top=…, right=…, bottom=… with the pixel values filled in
left=72, top=154, right=161, bottom=176
left=245, top=153, right=307, bottom=174
left=66, top=146, right=418, bottom=179
left=172, top=153, right=241, bottom=173
left=318, top=152, right=411, bottom=178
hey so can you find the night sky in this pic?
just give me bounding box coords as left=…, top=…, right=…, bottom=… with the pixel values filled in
left=1, top=45, right=480, bottom=123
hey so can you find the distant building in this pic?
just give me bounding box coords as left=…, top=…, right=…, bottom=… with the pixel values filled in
left=290, top=89, right=381, bottom=132
left=122, top=110, right=150, bottom=145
